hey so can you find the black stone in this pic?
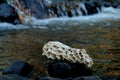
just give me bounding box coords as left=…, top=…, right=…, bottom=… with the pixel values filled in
left=0, top=0, right=7, bottom=4
left=47, top=61, right=73, bottom=78
left=47, top=60, right=93, bottom=79
left=0, top=3, right=20, bottom=24
left=71, top=63, right=93, bottom=77
left=2, top=60, right=34, bottom=77
left=84, top=2, right=100, bottom=15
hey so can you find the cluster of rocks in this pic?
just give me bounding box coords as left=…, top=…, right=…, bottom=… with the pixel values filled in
left=0, top=0, right=120, bottom=24
left=0, top=60, right=119, bottom=80
left=43, top=0, right=101, bottom=18
left=1, top=61, right=34, bottom=80
left=18, top=0, right=120, bottom=19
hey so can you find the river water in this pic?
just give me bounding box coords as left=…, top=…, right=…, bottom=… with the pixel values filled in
left=0, top=6, right=120, bottom=77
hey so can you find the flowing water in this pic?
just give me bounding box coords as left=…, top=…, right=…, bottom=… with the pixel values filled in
left=0, top=6, right=120, bottom=77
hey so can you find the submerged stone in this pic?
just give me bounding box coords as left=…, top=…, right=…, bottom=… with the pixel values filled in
left=2, top=60, right=34, bottom=77
left=47, top=60, right=93, bottom=79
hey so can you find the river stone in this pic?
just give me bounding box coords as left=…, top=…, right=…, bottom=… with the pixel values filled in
left=0, top=74, right=33, bottom=80
left=19, top=0, right=49, bottom=19
left=2, top=60, right=34, bottom=77
left=0, top=3, right=20, bottom=24
left=47, top=60, right=93, bottom=78
left=0, top=0, right=7, bottom=4
left=84, top=2, right=100, bottom=15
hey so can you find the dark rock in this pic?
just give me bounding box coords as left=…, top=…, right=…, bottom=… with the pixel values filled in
left=19, top=0, right=49, bottom=19
left=0, top=0, right=7, bottom=4
left=47, top=60, right=93, bottom=79
left=2, top=60, right=34, bottom=77
left=84, top=1, right=101, bottom=15
left=71, top=62, right=93, bottom=77
left=103, top=2, right=112, bottom=7
left=0, top=74, right=33, bottom=80
left=47, top=61, right=73, bottom=78
left=0, top=3, right=20, bottom=24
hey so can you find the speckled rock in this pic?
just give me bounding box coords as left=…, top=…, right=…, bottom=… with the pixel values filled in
left=42, top=41, right=94, bottom=67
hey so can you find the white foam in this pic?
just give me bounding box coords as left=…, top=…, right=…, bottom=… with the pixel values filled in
left=0, top=7, right=120, bottom=32
left=31, top=7, right=120, bottom=26
left=0, top=23, right=28, bottom=31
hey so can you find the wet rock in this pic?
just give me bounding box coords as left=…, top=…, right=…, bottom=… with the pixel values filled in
left=102, top=0, right=120, bottom=8
left=47, top=60, right=93, bottom=79
left=0, top=3, right=20, bottom=24
left=0, top=0, right=7, bottom=4
left=47, top=61, right=73, bottom=78
left=0, top=74, right=33, bottom=80
left=19, top=0, right=49, bottom=19
left=103, top=2, right=113, bottom=7
left=84, top=1, right=101, bottom=15
left=2, top=60, right=34, bottom=77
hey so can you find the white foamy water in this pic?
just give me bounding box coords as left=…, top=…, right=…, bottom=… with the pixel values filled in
left=31, top=7, right=120, bottom=27
left=0, top=7, right=120, bottom=33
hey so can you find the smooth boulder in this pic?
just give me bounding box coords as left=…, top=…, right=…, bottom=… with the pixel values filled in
left=2, top=60, right=34, bottom=77
left=47, top=60, right=93, bottom=79
left=0, top=3, right=20, bottom=24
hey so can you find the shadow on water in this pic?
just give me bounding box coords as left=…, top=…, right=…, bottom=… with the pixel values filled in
left=0, top=20, right=120, bottom=77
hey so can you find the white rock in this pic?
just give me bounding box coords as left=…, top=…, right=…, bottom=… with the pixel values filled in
left=42, top=41, right=94, bottom=67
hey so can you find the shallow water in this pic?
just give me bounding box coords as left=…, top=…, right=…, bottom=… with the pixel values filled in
left=0, top=7, right=120, bottom=77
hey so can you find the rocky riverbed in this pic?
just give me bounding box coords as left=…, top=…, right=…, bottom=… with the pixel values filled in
left=0, top=19, right=120, bottom=79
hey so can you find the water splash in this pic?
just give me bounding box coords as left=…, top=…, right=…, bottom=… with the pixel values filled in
left=0, top=6, right=120, bottom=34
left=30, top=7, right=120, bottom=26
